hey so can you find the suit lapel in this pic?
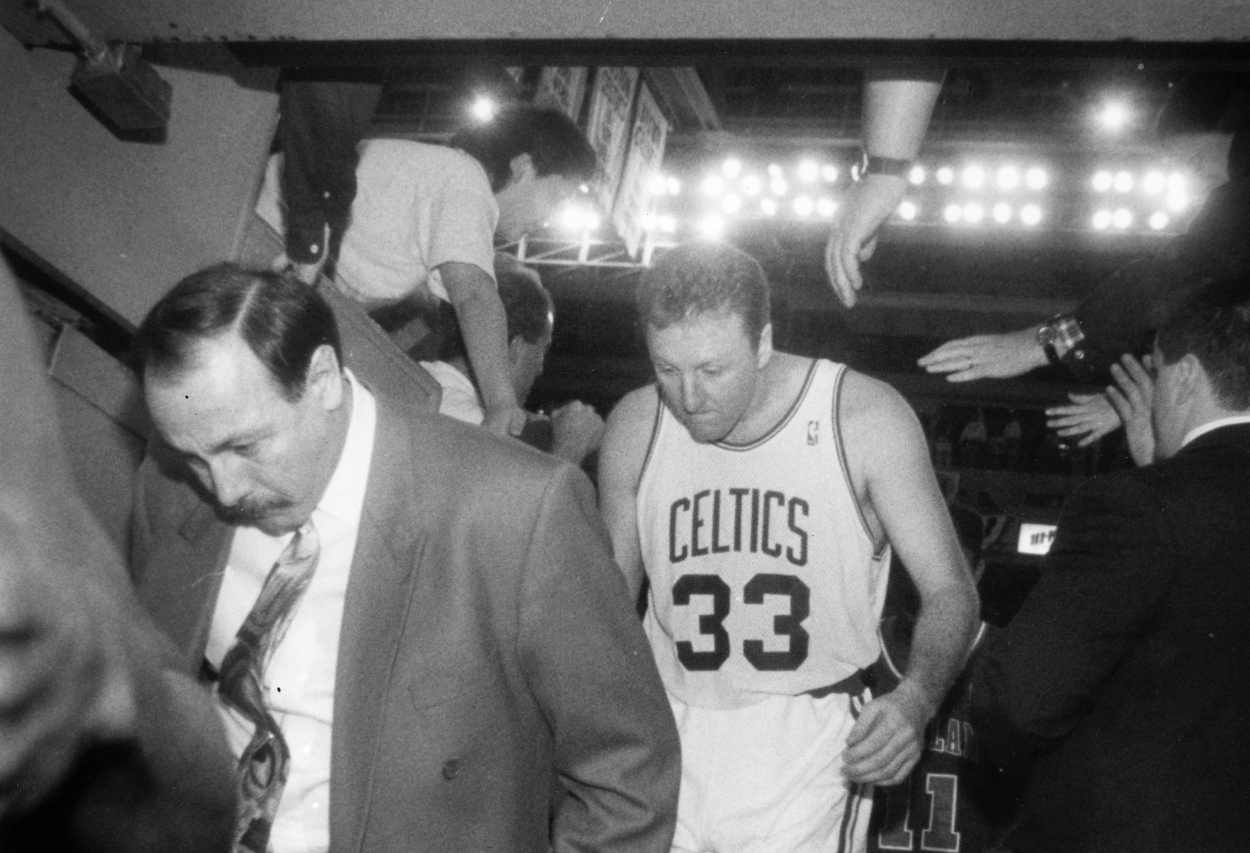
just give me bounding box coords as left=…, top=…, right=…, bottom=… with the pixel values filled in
left=331, top=400, right=426, bottom=853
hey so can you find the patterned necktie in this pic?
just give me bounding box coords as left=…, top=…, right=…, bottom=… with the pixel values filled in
left=217, top=521, right=321, bottom=853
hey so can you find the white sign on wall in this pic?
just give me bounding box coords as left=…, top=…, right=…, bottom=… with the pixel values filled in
left=612, top=82, right=669, bottom=257
left=584, top=66, right=639, bottom=216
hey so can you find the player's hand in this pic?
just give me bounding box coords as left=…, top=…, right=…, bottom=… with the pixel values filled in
left=824, top=176, right=906, bottom=307
left=1046, top=392, right=1122, bottom=446
left=0, top=509, right=136, bottom=816
left=1106, top=353, right=1156, bottom=467
left=550, top=400, right=606, bottom=466
left=918, top=327, right=1047, bottom=382
left=272, top=223, right=332, bottom=285
left=483, top=403, right=529, bottom=438
left=843, top=682, right=930, bottom=786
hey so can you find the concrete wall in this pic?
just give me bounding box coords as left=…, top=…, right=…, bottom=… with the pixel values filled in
left=0, top=30, right=277, bottom=325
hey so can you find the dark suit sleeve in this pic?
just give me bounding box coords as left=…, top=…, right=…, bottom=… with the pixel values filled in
left=515, top=464, right=680, bottom=853
left=971, top=474, right=1174, bottom=765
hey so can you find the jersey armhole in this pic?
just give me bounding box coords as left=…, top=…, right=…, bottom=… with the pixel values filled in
left=832, top=367, right=889, bottom=558
left=636, top=388, right=665, bottom=493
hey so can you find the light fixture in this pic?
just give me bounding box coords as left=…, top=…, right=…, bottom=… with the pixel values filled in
left=1142, top=171, right=1165, bottom=195
left=667, top=176, right=682, bottom=196
left=760, top=198, right=778, bottom=216
left=741, top=175, right=762, bottom=196
left=997, top=165, right=1021, bottom=191
left=816, top=197, right=837, bottom=218
left=1113, top=171, right=1134, bottom=193
left=1149, top=211, right=1170, bottom=230
left=767, top=163, right=784, bottom=180
left=648, top=174, right=668, bottom=196
left=469, top=94, right=498, bottom=123
left=721, top=194, right=742, bottom=215
left=936, top=167, right=955, bottom=186
left=1112, top=208, right=1133, bottom=229
left=963, top=164, right=986, bottom=190
left=658, top=214, right=677, bottom=233
left=1092, top=209, right=1112, bottom=230
left=702, top=175, right=725, bottom=197
left=770, top=178, right=789, bottom=197
left=699, top=214, right=725, bottom=239
left=992, top=203, right=1012, bottom=224
left=1092, top=170, right=1113, bottom=192
left=1097, top=100, right=1131, bottom=133
left=963, top=202, right=985, bottom=224
left=898, top=200, right=918, bottom=221
left=798, top=160, right=819, bottom=183
left=723, top=157, right=743, bottom=179
left=794, top=195, right=814, bottom=217
left=1167, top=191, right=1189, bottom=212
left=821, top=165, right=839, bottom=182
left=1020, top=204, right=1043, bottom=226
left=943, top=203, right=962, bottom=223
left=909, top=165, right=926, bottom=185
left=1026, top=167, right=1049, bottom=190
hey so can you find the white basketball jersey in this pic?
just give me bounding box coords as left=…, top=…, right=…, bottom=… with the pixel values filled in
left=638, top=359, right=890, bottom=708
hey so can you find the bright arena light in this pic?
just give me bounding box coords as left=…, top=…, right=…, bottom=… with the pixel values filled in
left=798, top=160, right=820, bottom=183
left=898, top=200, right=918, bottom=221
left=469, top=94, right=498, bottom=122
left=1026, top=167, right=1049, bottom=190
left=964, top=203, right=985, bottom=224
left=997, top=165, right=1021, bottom=191
left=944, top=203, right=963, bottom=223
left=770, top=178, right=789, bottom=197
left=1167, top=172, right=1187, bottom=193
left=1142, top=171, right=1165, bottom=195
left=1092, top=170, right=1114, bottom=192
left=821, top=165, right=839, bottom=182
left=1149, top=211, right=1170, bottom=230
left=760, top=198, right=778, bottom=216
left=1112, top=208, right=1133, bottom=229
left=909, top=165, right=926, bottom=185
left=1098, top=100, right=1132, bottom=133
left=816, top=197, right=837, bottom=218
left=767, top=163, right=784, bottom=180
left=641, top=212, right=657, bottom=231
left=963, top=164, right=986, bottom=189
left=1020, top=204, right=1043, bottom=226
left=1092, top=209, right=1112, bottom=230
left=1113, top=171, right=1134, bottom=193
left=937, top=167, right=955, bottom=186
left=648, top=174, right=668, bottom=196
left=702, top=175, right=725, bottom=197
left=794, top=195, right=814, bottom=217
left=667, top=176, right=682, bottom=196
left=559, top=206, right=584, bottom=231
left=658, top=215, right=677, bottom=233
left=721, top=194, right=742, bottom=215
left=699, top=214, right=726, bottom=238
left=723, top=157, right=743, bottom=179
left=1167, top=191, right=1189, bottom=212
left=741, top=175, right=762, bottom=196
left=993, top=203, right=1012, bottom=224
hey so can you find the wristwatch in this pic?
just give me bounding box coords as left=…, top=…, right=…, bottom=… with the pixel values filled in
left=856, top=149, right=912, bottom=181
left=1035, top=320, right=1062, bottom=366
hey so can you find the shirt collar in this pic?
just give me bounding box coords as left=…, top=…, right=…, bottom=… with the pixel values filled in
left=316, top=369, right=376, bottom=527
left=1181, top=414, right=1250, bottom=449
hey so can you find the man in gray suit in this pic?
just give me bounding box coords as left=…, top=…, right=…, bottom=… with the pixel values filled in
left=128, top=262, right=679, bottom=853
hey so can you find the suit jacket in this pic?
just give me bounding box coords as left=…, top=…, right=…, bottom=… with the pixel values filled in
left=971, top=423, right=1250, bottom=853
left=129, top=393, right=680, bottom=853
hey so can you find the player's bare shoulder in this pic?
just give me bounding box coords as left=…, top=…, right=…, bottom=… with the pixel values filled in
left=600, top=384, right=663, bottom=488
left=838, top=369, right=928, bottom=485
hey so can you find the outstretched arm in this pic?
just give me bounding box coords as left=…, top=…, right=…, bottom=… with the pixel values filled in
left=840, top=375, right=980, bottom=786
left=826, top=68, right=944, bottom=307
left=918, top=326, right=1049, bottom=382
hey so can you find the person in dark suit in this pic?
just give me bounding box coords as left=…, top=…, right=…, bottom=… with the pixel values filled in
left=127, top=263, right=679, bottom=853
left=0, top=257, right=235, bottom=852
left=970, top=275, right=1250, bottom=853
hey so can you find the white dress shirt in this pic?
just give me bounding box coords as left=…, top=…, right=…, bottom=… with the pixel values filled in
left=1181, top=414, right=1250, bottom=449
left=206, top=370, right=376, bottom=853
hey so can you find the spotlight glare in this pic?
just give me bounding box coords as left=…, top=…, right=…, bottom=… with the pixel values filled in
left=741, top=175, right=762, bottom=196
left=770, top=178, right=789, bottom=197
left=667, top=176, right=682, bottom=196
left=816, top=197, right=837, bottom=218
left=722, top=157, right=743, bottom=179
left=1020, top=204, right=1043, bottom=226
left=794, top=195, right=814, bottom=217
left=1149, top=211, right=1170, bottom=230
left=558, top=206, right=582, bottom=232
left=658, top=214, right=677, bottom=234
left=821, top=164, right=839, bottom=182
left=993, top=202, right=1012, bottom=224
left=997, top=165, right=1021, bottom=191
left=702, top=175, right=725, bottom=197
left=898, top=200, right=918, bottom=221
left=1167, top=172, right=1187, bottom=192
left=767, top=163, right=784, bottom=180
left=798, top=160, right=820, bottom=183
left=641, top=212, right=657, bottom=232
left=1092, top=170, right=1113, bottom=192
left=1167, top=191, right=1189, bottom=212
left=469, top=94, right=498, bottom=123
left=963, top=164, right=986, bottom=189
left=699, top=214, right=725, bottom=239
left=1026, top=167, right=1049, bottom=190
left=648, top=174, right=668, bottom=196
left=943, top=203, right=962, bottom=223
left=760, top=198, right=778, bottom=216
left=936, top=167, right=955, bottom=186
left=721, top=194, right=742, bottom=215
left=1112, top=208, right=1133, bottom=229
left=1098, top=100, right=1131, bottom=133
left=1113, top=171, right=1134, bottom=193
left=909, top=165, right=926, bottom=185
left=1142, top=171, right=1165, bottom=194
left=963, top=202, right=985, bottom=224
left=1092, top=209, right=1112, bottom=230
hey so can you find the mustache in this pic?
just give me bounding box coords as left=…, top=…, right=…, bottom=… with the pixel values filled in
left=216, top=497, right=291, bottom=527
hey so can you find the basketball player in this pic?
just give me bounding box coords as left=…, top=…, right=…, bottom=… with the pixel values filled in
left=599, top=241, right=980, bottom=853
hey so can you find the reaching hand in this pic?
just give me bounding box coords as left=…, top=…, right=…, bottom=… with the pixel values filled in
left=550, top=401, right=606, bottom=466
left=824, top=176, right=907, bottom=308
left=842, top=682, right=930, bottom=786
left=272, top=223, right=333, bottom=285
left=1046, top=393, right=1122, bottom=446
left=918, top=327, right=1048, bottom=382
left=1106, top=353, right=1156, bottom=467
left=483, top=403, right=529, bottom=439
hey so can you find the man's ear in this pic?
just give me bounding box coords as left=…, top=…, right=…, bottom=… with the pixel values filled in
left=1175, top=352, right=1203, bottom=404
left=756, top=322, right=774, bottom=370
left=508, top=153, right=536, bottom=186
left=306, top=344, right=345, bottom=410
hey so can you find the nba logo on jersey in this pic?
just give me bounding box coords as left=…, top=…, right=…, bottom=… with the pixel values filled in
left=807, top=421, right=820, bottom=445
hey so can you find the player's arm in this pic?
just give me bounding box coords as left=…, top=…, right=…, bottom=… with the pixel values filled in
left=840, top=374, right=980, bottom=786
left=598, top=387, right=659, bottom=603
left=439, top=261, right=526, bottom=437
